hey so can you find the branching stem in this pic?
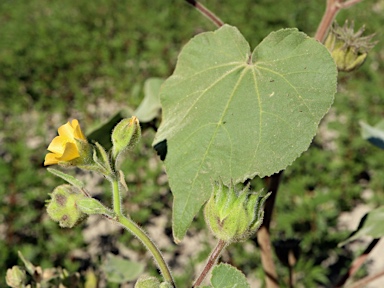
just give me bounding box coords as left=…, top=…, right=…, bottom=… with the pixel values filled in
left=110, top=177, right=175, bottom=286
left=348, top=268, right=384, bottom=288
left=185, top=0, right=224, bottom=27
left=335, top=238, right=381, bottom=287
left=315, top=0, right=364, bottom=43
left=257, top=171, right=283, bottom=288
left=193, top=239, right=228, bottom=287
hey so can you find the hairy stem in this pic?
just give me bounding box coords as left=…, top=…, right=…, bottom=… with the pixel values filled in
left=193, top=239, right=228, bottom=287
left=315, top=0, right=364, bottom=42
left=335, top=238, right=381, bottom=287
left=185, top=0, right=224, bottom=27
left=117, top=214, right=175, bottom=286
left=112, top=177, right=122, bottom=215
left=315, top=0, right=340, bottom=42
left=111, top=178, right=175, bottom=286
left=257, top=171, right=283, bottom=288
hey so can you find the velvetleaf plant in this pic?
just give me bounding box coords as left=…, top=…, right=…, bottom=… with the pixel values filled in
left=40, top=23, right=338, bottom=285
left=8, top=1, right=378, bottom=287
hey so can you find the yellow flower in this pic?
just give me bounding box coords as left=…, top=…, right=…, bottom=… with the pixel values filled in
left=44, top=119, right=87, bottom=166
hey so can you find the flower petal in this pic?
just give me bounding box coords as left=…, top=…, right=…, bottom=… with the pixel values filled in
left=47, top=136, right=71, bottom=155
left=59, top=142, right=80, bottom=161
left=44, top=153, right=60, bottom=166
left=58, top=121, right=76, bottom=139
left=71, top=119, right=86, bottom=140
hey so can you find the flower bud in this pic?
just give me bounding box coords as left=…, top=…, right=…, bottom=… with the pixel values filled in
left=111, top=116, right=141, bottom=162
left=204, top=180, right=270, bottom=242
left=324, top=21, right=377, bottom=72
left=6, top=266, right=26, bottom=288
left=46, top=184, right=87, bottom=228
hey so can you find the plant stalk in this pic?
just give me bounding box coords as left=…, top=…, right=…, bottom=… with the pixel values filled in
left=111, top=178, right=175, bottom=286
left=193, top=239, right=227, bottom=287
left=257, top=171, right=283, bottom=288
left=288, top=265, right=294, bottom=288
left=112, top=177, right=122, bottom=215
left=335, top=238, right=380, bottom=287
left=348, top=269, right=384, bottom=288
left=315, top=0, right=364, bottom=42
left=185, top=0, right=224, bottom=27
left=117, top=214, right=175, bottom=286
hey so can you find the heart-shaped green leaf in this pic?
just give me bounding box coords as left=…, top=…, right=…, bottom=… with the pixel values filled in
left=154, top=25, right=337, bottom=241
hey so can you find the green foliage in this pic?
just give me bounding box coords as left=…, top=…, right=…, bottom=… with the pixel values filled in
left=101, top=253, right=145, bottom=283
left=1, top=0, right=384, bottom=287
left=360, top=120, right=384, bottom=150
left=340, top=206, right=384, bottom=246
left=210, top=263, right=250, bottom=288
left=47, top=168, right=85, bottom=189
left=154, top=24, right=337, bottom=241
left=135, top=78, right=164, bottom=123
left=135, top=276, right=161, bottom=288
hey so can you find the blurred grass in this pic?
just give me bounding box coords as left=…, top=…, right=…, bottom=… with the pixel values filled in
left=0, top=0, right=384, bottom=287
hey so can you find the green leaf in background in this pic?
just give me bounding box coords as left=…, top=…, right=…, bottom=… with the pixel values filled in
left=339, top=206, right=384, bottom=246
left=134, top=78, right=164, bottom=123
left=154, top=25, right=337, bottom=241
left=101, top=253, right=144, bottom=284
left=360, top=120, right=384, bottom=150
left=210, top=263, right=250, bottom=288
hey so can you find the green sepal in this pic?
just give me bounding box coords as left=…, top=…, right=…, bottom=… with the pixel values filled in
left=325, top=21, right=377, bottom=72
left=118, top=170, right=129, bottom=194
left=77, top=197, right=115, bottom=217
left=204, top=180, right=270, bottom=242
left=47, top=168, right=85, bottom=189
left=93, top=142, right=114, bottom=177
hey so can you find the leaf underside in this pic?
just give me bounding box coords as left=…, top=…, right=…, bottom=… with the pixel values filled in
left=154, top=25, right=337, bottom=241
left=339, top=206, right=384, bottom=246
left=360, top=120, right=384, bottom=150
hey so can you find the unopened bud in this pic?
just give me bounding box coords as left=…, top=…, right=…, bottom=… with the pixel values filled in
left=46, top=184, right=87, bottom=228
left=111, top=116, right=141, bottom=163
left=6, top=266, right=26, bottom=288
left=325, top=21, right=377, bottom=72
left=204, top=180, right=270, bottom=242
